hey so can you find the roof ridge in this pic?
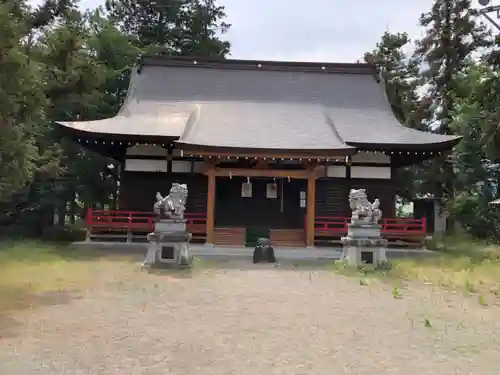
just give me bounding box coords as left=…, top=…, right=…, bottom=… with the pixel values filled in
left=140, top=55, right=376, bottom=75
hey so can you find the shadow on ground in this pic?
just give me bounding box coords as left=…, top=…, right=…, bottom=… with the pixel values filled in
left=0, top=288, right=80, bottom=338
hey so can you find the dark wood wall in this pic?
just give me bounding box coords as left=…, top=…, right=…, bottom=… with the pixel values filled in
left=315, top=178, right=396, bottom=218
left=214, top=177, right=306, bottom=229
left=119, top=171, right=207, bottom=213
left=315, top=178, right=349, bottom=217
left=119, top=172, right=396, bottom=222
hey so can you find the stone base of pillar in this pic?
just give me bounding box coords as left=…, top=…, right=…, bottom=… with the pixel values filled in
left=340, top=224, right=388, bottom=266
left=142, top=219, right=193, bottom=269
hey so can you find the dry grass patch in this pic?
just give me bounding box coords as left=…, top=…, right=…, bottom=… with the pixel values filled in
left=331, top=235, right=500, bottom=299
left=0, top=241, right=138, bottom=314
left=392, top=235, right=500, bottom=296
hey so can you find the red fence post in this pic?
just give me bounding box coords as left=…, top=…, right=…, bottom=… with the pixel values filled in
left=86, top=208, right=93, bottom=225
left=85, top=208, right=93, bottom=242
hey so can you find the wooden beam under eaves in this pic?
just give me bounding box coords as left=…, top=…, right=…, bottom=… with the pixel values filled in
left=208, top=168, right=311, bottom=179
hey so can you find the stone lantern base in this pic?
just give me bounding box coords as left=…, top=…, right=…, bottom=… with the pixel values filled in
left=142, top=219, right=193, bottom=268
left=340, top=224, right=388, bottom=266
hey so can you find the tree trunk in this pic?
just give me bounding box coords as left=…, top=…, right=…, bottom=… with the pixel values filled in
left=70, top=189, right=77, bottom=224
left=57, top=201, right=66, bottom=227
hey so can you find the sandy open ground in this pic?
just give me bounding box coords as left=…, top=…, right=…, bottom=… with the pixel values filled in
left=1, top=262, right=499, bottom=375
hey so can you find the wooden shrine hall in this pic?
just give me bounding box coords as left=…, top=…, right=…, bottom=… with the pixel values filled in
left=57, top=56, right=460, bottom=247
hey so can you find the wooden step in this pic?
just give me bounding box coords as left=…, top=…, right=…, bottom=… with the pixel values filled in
left=214, top=227, right=246, bottom=246
left=270, top=229, right=305, bottom=247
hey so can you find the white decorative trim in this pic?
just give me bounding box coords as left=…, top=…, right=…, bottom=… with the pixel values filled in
left=126, top=144, right=167, bottom=157
left=326, top=165, right=346, bottom=178
left=351, top=166, right=391, bottom=179
left=192, top=161, right=204, bottom=173
left=352, top=152, right=390, bottom=164
left=171, top=160, right=191, bottom=173
left=125, top=159, right=168, bottom=172
left=280, top=159, right=302, bottom=165
left=172, top=149, right=183, bottom=157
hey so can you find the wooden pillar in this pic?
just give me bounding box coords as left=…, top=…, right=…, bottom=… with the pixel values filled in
left=206, top=164, right=216, bottom=245
left=306, top=163, right=317, bottom=247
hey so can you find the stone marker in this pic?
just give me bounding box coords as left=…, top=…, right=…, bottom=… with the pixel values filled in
left=340, top=189, right=388, bottom=265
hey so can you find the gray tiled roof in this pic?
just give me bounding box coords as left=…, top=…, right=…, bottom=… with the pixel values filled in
left=57, top=58, right=460, bottom=152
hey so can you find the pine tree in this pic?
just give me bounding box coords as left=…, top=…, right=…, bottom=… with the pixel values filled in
left=26, top=7, right=112, bottom=229
left=413, top=0, right=489, bottom=231
left=364, top=31, right=421, bottom=129
left=86, top=9, right=143, bottom=118
left=415, top=0, right=490, bottom=133
left=0, top=0, right=46, bottom=203
left=104, top=0, right=183, bottom=49
left=104, top=0, right=230, bottom=56
left=176, top=0, right=230, bottom=57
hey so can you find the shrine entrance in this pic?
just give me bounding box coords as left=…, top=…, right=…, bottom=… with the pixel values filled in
left=204, top=161, right=319, bottom=247
left=214, top=176, right=306, bottom=229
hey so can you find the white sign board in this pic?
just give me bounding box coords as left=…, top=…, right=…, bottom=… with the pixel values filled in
left=266, top=183, right=278, bottom=199
left=241, top=182, right=252, bottom=198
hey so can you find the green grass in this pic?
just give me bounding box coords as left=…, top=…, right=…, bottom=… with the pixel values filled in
left=331, top=234, right=500, bottom=297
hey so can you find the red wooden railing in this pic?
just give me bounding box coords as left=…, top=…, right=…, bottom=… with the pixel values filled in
left=86, top=208, right=207, bottom=234
left=381, top=217, right=427, bottom=235
left=314, top=216, right=349, bottom=234
left=313, top=216, right=426, bottom=236
left=86, top=209, right=425, bottom=240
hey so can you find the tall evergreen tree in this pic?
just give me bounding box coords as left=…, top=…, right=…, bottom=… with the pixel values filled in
left=0, top=0, right=46, bottom=203
left=104, top=0, right=230, bottom=56
left=176, top=0, right=230, bottom=56
left=364, top=31, right=421, bottom=129
left=413, top=0, right=489, bottom=231
left=364, top=32, right=423, bottom=201
left=86, top=9, right=143, bottom=118
left=415, top=0, right=489, bottom=134
left=104, top=0, right=183, bottom=48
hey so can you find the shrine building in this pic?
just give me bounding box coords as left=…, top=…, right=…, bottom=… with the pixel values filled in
left=57, top=56, right=460, bottom=247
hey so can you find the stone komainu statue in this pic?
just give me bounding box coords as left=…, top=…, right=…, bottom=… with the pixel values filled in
left=348, top=188, right=382, bottom=225
left=154, top=183, right=188, bottom=220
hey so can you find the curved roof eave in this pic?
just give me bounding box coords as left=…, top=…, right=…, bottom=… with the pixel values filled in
left=346, top=135, right=462, bottom=152
left=174, top=142, right=357, bottom=157
left=55, top=120, right=180, bottom=143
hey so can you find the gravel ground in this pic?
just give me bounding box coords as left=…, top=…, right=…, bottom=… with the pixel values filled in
left=1, top=262, right=499, bottom=375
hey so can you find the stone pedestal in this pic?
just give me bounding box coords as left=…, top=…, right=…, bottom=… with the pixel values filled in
left=340, top=224, right=387, bottom=266
left=143, top=219, right=193, bottom=268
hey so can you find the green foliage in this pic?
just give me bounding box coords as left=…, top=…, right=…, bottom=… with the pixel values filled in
left=1, top=0, right=500, bottom=245
left=366, top=0, right=500, bottom=238
left=41, top=224, right=87, bottom=243
left=0, top=0, right=230, bottom=238
left=0, top=1, right=47, bottom=202
left=364, top=31, right=420, bottom=128
left=452, top=193, right=500, bottom=239
left=412, top=0, right=490, bottom=231
left=105, top=0, right=230, bottom=56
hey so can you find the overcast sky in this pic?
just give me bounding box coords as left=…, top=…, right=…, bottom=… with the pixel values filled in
left=34, top=0, right=493, bottom=62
